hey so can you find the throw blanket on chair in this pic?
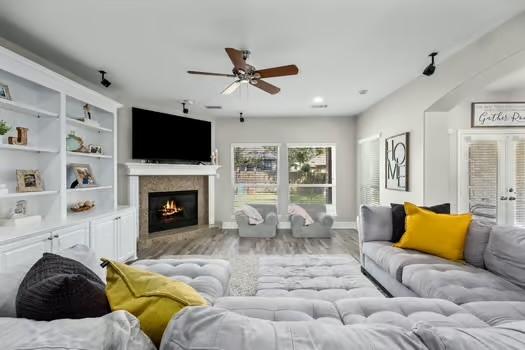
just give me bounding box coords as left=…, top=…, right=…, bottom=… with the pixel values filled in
left=235, top=205, right=264, bottom=225
left=288, top=204, right=314, bottom=226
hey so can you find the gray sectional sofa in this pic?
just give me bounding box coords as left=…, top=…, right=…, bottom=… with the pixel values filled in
left=359, top=205, right=525, bottom=304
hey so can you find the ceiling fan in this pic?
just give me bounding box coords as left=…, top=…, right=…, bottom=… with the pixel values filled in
left=187, top=48, right=299, bottom=95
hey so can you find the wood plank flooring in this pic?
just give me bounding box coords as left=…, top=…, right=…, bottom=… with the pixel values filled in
left=138, top=228, right=360, bottom=260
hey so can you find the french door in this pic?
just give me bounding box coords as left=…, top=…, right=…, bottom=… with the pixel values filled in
left=458, top=131, right=525, bottom=226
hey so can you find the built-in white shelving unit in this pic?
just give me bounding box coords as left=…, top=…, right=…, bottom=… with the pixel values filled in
left=0, top=44, right=121, bottom=224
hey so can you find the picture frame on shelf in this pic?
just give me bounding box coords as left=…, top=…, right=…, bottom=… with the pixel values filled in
left=69, top=163, right=97, bottom=188
left=16, top=170, right=44, bottom=192
left=385, top=132, right=409, bottom=191
left=0, top=82, right=11, bottom=100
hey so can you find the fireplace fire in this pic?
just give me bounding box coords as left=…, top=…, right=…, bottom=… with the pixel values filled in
left=148, top=190, right=198, bottom=234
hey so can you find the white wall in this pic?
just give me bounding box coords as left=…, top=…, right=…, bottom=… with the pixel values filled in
left=214, top=116, right=357, bottom=224
left=356, top=12, right=525, bottom=206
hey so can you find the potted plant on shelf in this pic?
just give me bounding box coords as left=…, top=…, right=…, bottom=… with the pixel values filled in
left=0, top=120, right=11, bottom=144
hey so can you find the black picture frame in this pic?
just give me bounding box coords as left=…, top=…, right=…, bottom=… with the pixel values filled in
left=385, top=132, right=409, bottom=192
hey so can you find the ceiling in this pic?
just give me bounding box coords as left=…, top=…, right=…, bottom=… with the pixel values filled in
left=0, top=0, right=524, bottom=118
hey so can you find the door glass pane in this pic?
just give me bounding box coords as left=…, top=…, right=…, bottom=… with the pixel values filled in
left=515, top=141, right=525, bottom=226
left=468, top=141, right=498, bottom=223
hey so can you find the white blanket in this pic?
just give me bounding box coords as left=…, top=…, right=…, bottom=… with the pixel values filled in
left=288, top=204, right=314, bottom=226
left=235, top=205, right=264, bottom=225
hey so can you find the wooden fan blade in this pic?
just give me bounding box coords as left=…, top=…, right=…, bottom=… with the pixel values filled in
left=222, top=80, right=241, bottom=95
left=187, top=70, right=236, bottom=77
left=225, top=48, right=247, bottom=72
left=251, top=79, right=280, bottom=95
left=255, top=65, right=299, bottom=78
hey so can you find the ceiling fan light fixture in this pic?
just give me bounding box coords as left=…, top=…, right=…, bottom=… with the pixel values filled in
left=313, top=96, right=324, bottom=104
left=239, top=112, right=245, bottom=123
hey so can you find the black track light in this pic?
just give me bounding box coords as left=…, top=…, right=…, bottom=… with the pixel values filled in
left=422, top=52, right=438, bottom=77
left=98, top=70, right=111, bottom=88
left=182, top=102, right=189, bottom=114
left=239, top=112, right=245, bottom=123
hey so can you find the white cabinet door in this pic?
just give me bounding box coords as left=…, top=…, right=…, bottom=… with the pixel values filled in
left=52, top=224, right=90, bottom=254
left=90, top=216, right=118, bottom=260
left=117, top=211, right=137, bottom=262
left=0, top=233, right=52, bottom=271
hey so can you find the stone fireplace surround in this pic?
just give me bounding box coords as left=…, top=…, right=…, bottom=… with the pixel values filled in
left=125, top=163, right=220, bottom=240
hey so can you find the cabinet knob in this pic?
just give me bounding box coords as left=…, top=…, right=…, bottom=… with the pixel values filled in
left=53, top=234, right=59, bottom=238
left=47, top=237, right=53, bottom=240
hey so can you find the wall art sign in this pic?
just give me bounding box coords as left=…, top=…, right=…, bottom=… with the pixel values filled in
left=385, top=132, right=409, bottom=191
left=472, top=102, right=525, bottom=128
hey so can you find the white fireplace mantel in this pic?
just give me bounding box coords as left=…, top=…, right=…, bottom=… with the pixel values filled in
left=124, top=162, right=221, bottom=228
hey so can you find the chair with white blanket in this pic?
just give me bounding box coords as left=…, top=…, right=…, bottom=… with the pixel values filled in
left=290, top=204, right=334, bottom=238
left=235, top=204, right=278, bottom=238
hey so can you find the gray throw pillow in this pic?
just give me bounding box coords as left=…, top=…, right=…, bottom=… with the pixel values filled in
left=464, top=220, right=493, bottom=268
left=16, top=253, right=110, bottom=320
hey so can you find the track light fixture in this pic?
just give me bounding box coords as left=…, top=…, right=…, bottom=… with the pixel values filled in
left=422, top=52, right=438, bottom=77
left=239, top=112, right=245, bottom=123
left=98, top=70, right=111, bottom=88
left=182, top=102, right=189, bottom=114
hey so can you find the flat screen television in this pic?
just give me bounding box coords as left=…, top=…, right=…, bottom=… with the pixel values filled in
left=132, top=107, right=212, bottom=163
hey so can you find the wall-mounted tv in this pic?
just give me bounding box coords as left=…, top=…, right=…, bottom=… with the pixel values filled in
left=132, top=107, right=212, bottom=163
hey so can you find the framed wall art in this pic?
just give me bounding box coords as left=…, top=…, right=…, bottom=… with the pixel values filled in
left=471, top=102, right=525, bottom=128
left=16, top=169, right=43, bottom=192
left=385, top=132, right=409, bottom=191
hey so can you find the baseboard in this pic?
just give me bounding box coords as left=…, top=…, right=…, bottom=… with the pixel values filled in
left=222, top=221, right=356, bottom=230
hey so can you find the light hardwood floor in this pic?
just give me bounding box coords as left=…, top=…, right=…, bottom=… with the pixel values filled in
left=138, top=228, right=360, bottom=260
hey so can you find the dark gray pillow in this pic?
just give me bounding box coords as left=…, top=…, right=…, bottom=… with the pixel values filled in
left=16, top=253, right=110, bottom=321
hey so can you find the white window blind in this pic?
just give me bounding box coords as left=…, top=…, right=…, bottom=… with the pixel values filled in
left=358, top=138, right=380, bottom=206
left=468, top=141, right=498, bottom=223
left=288, top=146, right=335, bottom=205
left=232, top=144, right=279, bottom=208
left=514, top=141, right=525, bottom=226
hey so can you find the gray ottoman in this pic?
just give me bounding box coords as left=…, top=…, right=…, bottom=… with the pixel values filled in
left=131, top=258, right=231, bottom=304
left=256, top=255, right=383, bottom=301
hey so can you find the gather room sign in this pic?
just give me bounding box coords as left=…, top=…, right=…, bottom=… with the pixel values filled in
left=472, top=102, right=525, bottom=128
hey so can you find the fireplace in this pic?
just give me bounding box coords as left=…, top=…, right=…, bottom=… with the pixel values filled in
left=148, top=190, right=198, bottom=234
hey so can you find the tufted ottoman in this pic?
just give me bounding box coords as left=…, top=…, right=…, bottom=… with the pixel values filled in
left=131, top=258, right=231, bottom=304
left=256, top=255, right=383, bottom=301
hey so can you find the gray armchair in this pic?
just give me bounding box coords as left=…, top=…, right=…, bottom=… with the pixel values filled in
left=235, top=204, right=278, bottom=238
left=290, top=204, right=334, bottom=238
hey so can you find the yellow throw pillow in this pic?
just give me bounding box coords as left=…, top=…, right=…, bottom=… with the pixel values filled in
left=394, top=202, right=472, bottom=261
left=103, top=260, right=207, bottom=346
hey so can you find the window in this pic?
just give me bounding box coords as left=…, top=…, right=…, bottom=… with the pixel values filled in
left=232, top=144, right=279, bottom=209
left=288, top=144, right=335, bottom=207
left=358, top=136, right=380, bottom=206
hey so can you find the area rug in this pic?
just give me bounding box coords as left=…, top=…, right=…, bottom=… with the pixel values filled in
left=161, top=254, right=382, bottom=297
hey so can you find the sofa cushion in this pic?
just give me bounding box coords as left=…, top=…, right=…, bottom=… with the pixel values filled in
left=414, top=321, right=525, bottom=350
left=363, top=241, right=455, bottom=282
left=403, top=263, right=525, bottom=304
left=360, top=205, right=393, bottom=242
left=105, top=259, right=207, bottom=347
left=214, top=296, right=342, bottom=324
left=132, top=258, right=231, bottom=304
left=464, top=220, right=493, bottom=268
left=256, top=255, right=383, bottom=302
left=394, top=203, right=472, bottom=261
left=161, top=306, right=428, bottom=350
left=16, top=253, right=110, bottom=321
left=390, top=203, right=450, bottom=243
left=484, top=225, right=525, bottom=289
left=461, top=301, right=525, bottom=326
left=0, top=311, right=155, bottom=350
left=335, top=297, right=487, bottom=329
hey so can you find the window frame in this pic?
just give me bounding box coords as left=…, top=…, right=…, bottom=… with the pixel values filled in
left=357, top=134, right=381, bottom=207
left=231, top=143, right=281, bottom=212
left=286, top=143, right=337, bottom=215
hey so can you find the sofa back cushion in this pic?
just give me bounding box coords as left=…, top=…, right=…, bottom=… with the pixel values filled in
left=414, top=321, right=525, bottom=350
left=464, top=220, right=493, bottom=268
left=484, top=226, right=525, bottom=289
left=161, top=306, right=427, bottom=350
left=359, top=205, right=393, bottom=242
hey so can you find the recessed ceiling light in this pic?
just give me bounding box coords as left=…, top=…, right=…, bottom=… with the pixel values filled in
left=205, top=105, right=222, bottom=109
left=358, top=89, right=368, bottom=95
left=313, top=96, right=324, bottom=103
